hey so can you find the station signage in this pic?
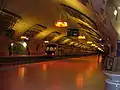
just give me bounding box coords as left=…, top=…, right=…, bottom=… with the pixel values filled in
left=67, top=28, right=79, bottom=37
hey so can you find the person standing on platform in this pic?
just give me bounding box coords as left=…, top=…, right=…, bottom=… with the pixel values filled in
left=27, top=47, right=30, bottom=55
left=97, top=50, right=102, bottom=64
left=8, top=45, right=12, bottom=56
left=102, top=45, right=109, bottom=69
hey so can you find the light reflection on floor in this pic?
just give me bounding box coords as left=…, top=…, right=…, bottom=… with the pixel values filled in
left=0, top=55, right=105, bottom=90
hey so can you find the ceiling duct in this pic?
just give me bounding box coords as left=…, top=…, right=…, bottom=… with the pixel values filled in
left=60, top=4, right=97, bottom=28
left=44, top=31, right=61, bottom=41
left=0, top=9, right=21, bottom=35
left=21, top=24, right=47, bottom=40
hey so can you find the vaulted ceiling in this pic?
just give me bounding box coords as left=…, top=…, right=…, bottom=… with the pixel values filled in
left=0, top=0, right=115, bottom=52
left=106, top=0, right=120, bottom=39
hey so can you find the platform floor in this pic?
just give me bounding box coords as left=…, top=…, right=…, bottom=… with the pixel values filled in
left=0, top=55, right=106, bottom=90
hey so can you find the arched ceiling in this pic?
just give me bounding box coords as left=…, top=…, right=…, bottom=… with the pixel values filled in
left=90, top=0, right=117, bottom=51
left=0, top=0, right=106, bottom=51
left=106, top=0, right=120, bottom=38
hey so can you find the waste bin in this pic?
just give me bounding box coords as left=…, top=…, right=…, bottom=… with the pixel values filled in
left=104, top=72, right=120, bottom=90
left=104, top=56, right=115, bottom=71
left=105, top=79, right=120, bottom=90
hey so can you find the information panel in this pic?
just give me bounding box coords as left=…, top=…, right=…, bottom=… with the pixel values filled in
left=67, top=28, right=79, bottom=37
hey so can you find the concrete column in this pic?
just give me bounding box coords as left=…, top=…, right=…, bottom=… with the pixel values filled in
left=0, top=36, right=11, bottom=56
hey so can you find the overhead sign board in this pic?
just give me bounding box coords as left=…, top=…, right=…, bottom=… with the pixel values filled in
left=67, top=28, right=79, bottom=37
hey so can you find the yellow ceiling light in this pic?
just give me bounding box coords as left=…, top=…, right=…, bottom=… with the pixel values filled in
left=69, top=42, right=74, bottom=45
left=78, top=36, right=86, bottom=39
left=91, top=44, right=96, bottom=47
left=44, top=41, right=49, bottom=43
left=20, top=36, right=29, bottom=40
left=98, top=47, right=104, bottom=52
left=61, top=39, right=70, bottom=44
left=20, top=36, right=26, bottom=39
left=74, top=43, right=79, bottom=46
left=87, top=41, right=92, bottom=44
left=55, top=20, right=68, bottom=28
left=95, top=46, right=98, bottom=48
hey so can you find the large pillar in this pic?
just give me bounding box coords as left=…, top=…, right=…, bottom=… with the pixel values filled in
left=0, top=36, right=11, bottom=56
left=112, top=36, right=120, bottom=71
left=116, top=35, right=120, bottom=57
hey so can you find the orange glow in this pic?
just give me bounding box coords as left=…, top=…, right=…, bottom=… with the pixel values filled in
left=76, top=74, right=83, bottom=88
left=98, top=55, right=102, bottom=63
left=42, top=64, right=47, bottom=72
left=18, top=67, right=25, bottom=78
left=85, top=62, right=98, bottom=79
left=55, top=20, right=68, bottom=27
left=85, top=69, right=92, bottom=79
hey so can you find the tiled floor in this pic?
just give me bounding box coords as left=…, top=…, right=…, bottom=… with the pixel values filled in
left=0, top=55, right=106, bottom=90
